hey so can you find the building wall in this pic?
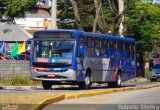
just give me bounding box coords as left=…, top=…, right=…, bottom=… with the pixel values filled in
left=15, top=17, right=51, bottom=30
left=0, top=61, right=30, bottom=78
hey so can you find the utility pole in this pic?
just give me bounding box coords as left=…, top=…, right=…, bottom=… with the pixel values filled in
left=51, top=0, right=57, bottom=29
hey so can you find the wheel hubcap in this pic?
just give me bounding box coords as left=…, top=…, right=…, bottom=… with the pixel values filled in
left=117, top=75, right=121, bottom=85
left=85, top=76, right=90, bottom=85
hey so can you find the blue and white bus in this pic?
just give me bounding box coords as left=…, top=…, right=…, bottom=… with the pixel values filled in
left=29, top=29, right=136, bottom=89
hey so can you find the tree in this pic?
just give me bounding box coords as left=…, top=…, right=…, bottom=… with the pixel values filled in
left=124, top=1, right=160, bottom=77
left=118, top=0, right=124, bottom=37
left=58, top=0, right=131, bottom=34
left=125, top=1, right=160, bottom=52
left=0, top=0, right=37, bottom=20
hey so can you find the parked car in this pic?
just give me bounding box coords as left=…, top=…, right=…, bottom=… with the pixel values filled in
left=150, top=63, right=160, bottom=82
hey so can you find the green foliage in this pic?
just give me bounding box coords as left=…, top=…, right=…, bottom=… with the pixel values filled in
left=58, top=0, right=95, bottom=31
left=1, top=0, right=160, bottom=53
left=145, top=68, right=150, bottom=78
left=1, top=0, right=37, bottom=19
left=0, top=75, right=40, bottom=86
left=125, top=1, right=160, bottom=52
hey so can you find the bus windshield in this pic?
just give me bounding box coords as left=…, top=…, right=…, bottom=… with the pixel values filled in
left=33, top=40, right=74, bottom=64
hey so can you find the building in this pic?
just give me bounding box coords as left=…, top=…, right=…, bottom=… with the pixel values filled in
left=15, top=13, right=51, bottom=32
left=0, top=22, right=32, bottom=51
left=37, top=0, right=51, bottom=7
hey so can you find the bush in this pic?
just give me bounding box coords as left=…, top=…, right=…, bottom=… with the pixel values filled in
left=0, top=75, right=40, bottom=86
left=145, top=68, right=150, bottom=78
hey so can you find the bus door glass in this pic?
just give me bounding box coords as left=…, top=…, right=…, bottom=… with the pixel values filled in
left=77, top=37, right=85, bottom=58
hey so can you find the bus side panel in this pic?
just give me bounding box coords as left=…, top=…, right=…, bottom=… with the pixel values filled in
left=103, top=58, right=116, bottom=82
left=83, top=57, right=103, bottom=82
left=121, top=59, right=136, bottom=81
left=102, top=58, right=110, bottom=82
left=131, top=59, right=136, bottom=79
left=76, top=57, right=85, bottom=82
left=121, top=59, right=126, bottom=81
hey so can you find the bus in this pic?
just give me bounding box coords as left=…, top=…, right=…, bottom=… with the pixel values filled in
left=29, top=29, right=136, bottom=89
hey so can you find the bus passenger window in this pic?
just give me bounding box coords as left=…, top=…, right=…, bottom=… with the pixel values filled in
left=109, top=41, right=117, bottom=49
left=109, top=41, right=116, bottom=58
left=94, top=38, right=101, bottom=48
left=117, top=42, right=124, bottom=58
left=101, top=40, right=109, bottom=58
left=125, top=43, right=131, bottom=59
left=87, top=37, right=93, bottom=47
left=94, top=48, right=101, bottom=57
left=86, top=48, right=94, bottom=57
left=131, top=44, right=135, bottom=59
left=94, top=38, right=101, bottom=57
left=102, top=40, right=109, bottom=48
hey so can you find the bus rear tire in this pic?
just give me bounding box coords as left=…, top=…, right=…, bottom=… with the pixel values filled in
left=108, top=74, right=121, bottom=88
left=78, top=73, right=91, bottom=89
left=42, top=81, right=52, bottom=90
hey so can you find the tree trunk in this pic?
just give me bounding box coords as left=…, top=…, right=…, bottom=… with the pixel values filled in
left=69, top=0, right=83, bottom=30
left=136, top=52, right=145, bottom=77
left=118, top=0, right=124, bottom=37
left=93, top=0, right=102, bottom=33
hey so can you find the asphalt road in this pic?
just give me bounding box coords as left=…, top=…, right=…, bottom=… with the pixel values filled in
left=43, top=86, right=160, bottom=110
left=0, top=79, right=160, bottom=109
left=0, top=80, right=159, bottom=95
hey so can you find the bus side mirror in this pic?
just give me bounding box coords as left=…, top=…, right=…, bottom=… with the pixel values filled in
left=78, top=46, right=84, bottom=57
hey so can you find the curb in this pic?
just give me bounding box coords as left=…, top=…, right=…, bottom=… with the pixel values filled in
left=0, top=86, right=41, bottom=90
left=0, top=85, right=76, bottom=90
left=31, top=83, right=160, bottom=110
left=30, top=94, right=65, bottom=110
left=65, top=87, right=136, bottom=99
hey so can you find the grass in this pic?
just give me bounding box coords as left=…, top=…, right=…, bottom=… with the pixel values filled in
left=145, top=68, right=150, bottom=78
left=0, top=75, right=41, bottom=86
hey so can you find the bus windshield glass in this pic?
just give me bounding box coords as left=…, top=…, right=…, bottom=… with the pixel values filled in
left=33, top=40, right=74, bottom=64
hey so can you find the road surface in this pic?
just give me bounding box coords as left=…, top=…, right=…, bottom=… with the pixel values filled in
left=0, top=79, right=158, bottom=95
left=43, top=86, right=160, bottom=110
left=0, top=80, right=159, bottom=105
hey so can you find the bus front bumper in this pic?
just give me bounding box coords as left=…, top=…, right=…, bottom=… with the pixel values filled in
left=30, top=69, right=77, bottom=81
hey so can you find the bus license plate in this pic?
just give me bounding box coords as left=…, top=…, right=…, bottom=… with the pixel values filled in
left=48, top=74, right=55, bottom=77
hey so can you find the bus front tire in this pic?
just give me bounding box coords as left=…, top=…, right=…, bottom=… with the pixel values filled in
left=42, top=81, right=52, bottom=90
left=78, top=74, right=91, bottom=89
left=108, top=74, right=121, bottom=88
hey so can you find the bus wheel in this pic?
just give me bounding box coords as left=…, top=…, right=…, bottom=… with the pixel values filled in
left=117, top=74, right=122, bottom=87
left=108, top=74, right=121, bottom=88
left=78, top=74, right=91, bottom=89
left=42, top=81, right=52, bottom=90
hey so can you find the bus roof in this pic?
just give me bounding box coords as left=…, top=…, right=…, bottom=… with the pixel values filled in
left=34, top=29, right=81, bottom=35
left=34, top=29, right=135, bottom=43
